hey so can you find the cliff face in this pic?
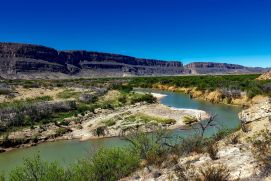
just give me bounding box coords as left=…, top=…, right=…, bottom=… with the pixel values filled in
left=185, top=62, right=267, bottom=74
left=0, top=43, right=268, bottom=79
left=0, top=43, right=184, bottom=79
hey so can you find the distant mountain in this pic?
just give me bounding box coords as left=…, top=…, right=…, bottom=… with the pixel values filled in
left=0, top=43, right=269, bottom=79
left=0, top=43, right=184, bottom=79
left=185, top=62, right=269, bottom=74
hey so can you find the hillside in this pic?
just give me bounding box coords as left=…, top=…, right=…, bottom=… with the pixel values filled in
left=257, top=71, right=271, bottom=80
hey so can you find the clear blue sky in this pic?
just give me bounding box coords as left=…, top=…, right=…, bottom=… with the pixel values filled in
left=1, top=0, right=271, bottom=67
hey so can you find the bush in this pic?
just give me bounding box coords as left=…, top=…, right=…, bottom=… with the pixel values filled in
left=125, top=130, right=172, bottom=166
left=176, top=136, right=208, bottom=155
left=9, top=155, right=66, bottom=181
left=183, top=115, right=198, bottom=125
left=55, top=127, right=70, bottom=136
left=196, top=164, right=230, bottom=181
left=250, top=130, right=271, bottom=172
left=0, top=173, right=5, bottom=181
left=93, top=126, right=106, bottom=137
left=87, top=148, right=139, bottom=181
left=207, top=143, right=219, bottom=160
left=130, top=94, right=157, bottom=104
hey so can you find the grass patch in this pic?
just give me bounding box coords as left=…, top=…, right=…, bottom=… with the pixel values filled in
left=183, top=115, right=198, bottom=125
left=126, top=113, right=176, bottom=125
left=102, top=118, right=117, bottom=127
left=0, top=96, right=53, bottom=109
left=56, top=89, right=81, bottom=99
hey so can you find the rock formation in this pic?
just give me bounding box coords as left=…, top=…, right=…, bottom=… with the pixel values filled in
left=0, top=43, right=269, bottom=79
left=257, top=71, right=271, bottom=80
left=0, top=43, right=184, bottom=79
left=185, top=62, right=268, bottom=74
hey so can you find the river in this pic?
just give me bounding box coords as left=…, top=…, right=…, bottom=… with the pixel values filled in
left=0, top=89, right=241, bottom=174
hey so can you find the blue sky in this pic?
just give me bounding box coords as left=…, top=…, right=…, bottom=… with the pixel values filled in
left=0, top=0, right=271, bottom=67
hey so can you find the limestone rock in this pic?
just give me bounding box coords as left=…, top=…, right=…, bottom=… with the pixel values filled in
left=239, top=99, right=271, bottom=124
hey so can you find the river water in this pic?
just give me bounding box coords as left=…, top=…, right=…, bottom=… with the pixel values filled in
left=0, top=89, right=241, bottom=174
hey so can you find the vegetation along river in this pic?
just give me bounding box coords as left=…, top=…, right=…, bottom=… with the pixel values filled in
left=0, top=89, right=241, bottom=174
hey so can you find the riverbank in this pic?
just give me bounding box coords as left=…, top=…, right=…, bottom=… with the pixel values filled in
left=0, top=92, right=210, bottom=153
left=121, top=95, right=271, bottom=181
left=151, top=84, right=269, bottom=107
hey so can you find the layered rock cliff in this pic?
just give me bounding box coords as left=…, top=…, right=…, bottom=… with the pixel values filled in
left=0, top=43, right=268, bottom=79
left=0, top=43, right=184, bottom=79
left=185, top=62, right=267, bottom=74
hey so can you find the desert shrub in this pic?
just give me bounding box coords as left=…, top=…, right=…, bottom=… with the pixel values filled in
left=55, top=127, right=70, bottom=136
left=0, top=87, right=11, bottom=95
left=56, top=89, right=80, bottom=99
left=125, top=130, right=172, bottom=165
left=88, top=148, right=139, bottom=181
left=130, top=93, right=157, bottom=104
left=125, top=113, right=176, bottom=125
left=9, top=155, right=66, bottom=181
left=241, top=122, right=250, bottom=133
left=207, top=143, right=219, bottom=160
left=103, top=118, right=116, bottom=127
left=183, top=115, right=198, bottom=125
left=68, top=160, right=93, bottom=181
left=22, top=81, right=41, bottom=88
left=93, top=126, right=106, bottom=137
left=213, top=128, right=231, bottom=142
left=118, top=95, right=127, bottom=104
left=177, top=136, right=208, bottom=155
left=250, top=130, right=271, bottom=172
left=228, top=133, right=240, bottom=145
left=196, top=164, right=230, bottom=181
left=112, top=84, right=133, bottom=93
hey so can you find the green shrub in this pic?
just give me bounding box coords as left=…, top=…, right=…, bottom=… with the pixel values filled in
left=103, top=119, right=116, bottom=127
left=125, top=113, right=176, bottom=125
left=130, top=93, right=157, bottom=104
left=250, top=129, right=271, bottom=171
left=126, top=130, right=172, bottom=165
left=9, top=155, right=66, bottom=181
left=183, top=115, right=198, bottom=125
left=55, top=127, right=70, bottom=136
left=0, top=173, right=5, bottom=181
left=56, top=89, right=80, bottom=99
left=88, top=148, right=140, bottom=181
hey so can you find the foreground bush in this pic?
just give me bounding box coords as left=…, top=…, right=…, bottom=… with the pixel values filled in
left=3, top=147, right=140, bottom=181
left=250, top=129, right=271, bottom=174
left=196, top=164, right=230, bottom=181
left=125, top=130, right=172, bottom=166
left=86, top=148, right=140, bottom=181
left=9, top=155, right=66, bottom=181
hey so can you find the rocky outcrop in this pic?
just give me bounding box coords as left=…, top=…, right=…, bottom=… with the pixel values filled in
left=257, top=71, right=271, bottom=80
left=239, top=98, right=271, bottom=124
left=0, top=43, right=184, bottom=79
left=185, top=62, right=268, bottom=74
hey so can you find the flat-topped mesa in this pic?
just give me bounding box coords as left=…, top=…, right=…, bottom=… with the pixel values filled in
left=185, top=62, right=266, bottom=74
left=0, top=42, right=184, bottom=79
